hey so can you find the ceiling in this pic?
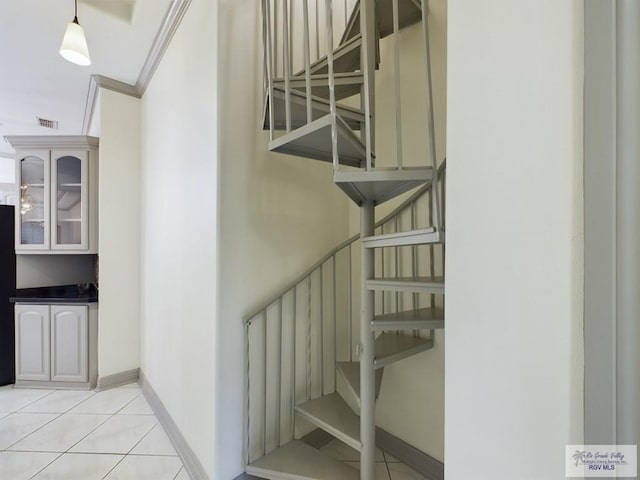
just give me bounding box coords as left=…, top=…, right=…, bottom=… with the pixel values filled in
left=0, top=0, right=173, bottom=157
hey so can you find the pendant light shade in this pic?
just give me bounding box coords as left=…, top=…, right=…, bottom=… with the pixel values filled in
left=60, top=0, right=91, bottom=66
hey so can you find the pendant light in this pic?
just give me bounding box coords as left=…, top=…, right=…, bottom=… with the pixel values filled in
left=59, top=0, right=91, bottom=66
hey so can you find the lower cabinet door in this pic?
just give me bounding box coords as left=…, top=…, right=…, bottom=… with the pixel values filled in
left=50, top=305, right=88, bottom=383
left=15, top=305, right=51, bottom=382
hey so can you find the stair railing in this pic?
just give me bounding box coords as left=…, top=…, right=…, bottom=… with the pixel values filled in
left=262, top=0, right=441, bottom=201
left=243, top=161, right=446, bottom=467
left=262, top=0, right=356, bottom=140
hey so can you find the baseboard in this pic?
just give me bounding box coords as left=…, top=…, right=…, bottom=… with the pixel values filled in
left=15, top=380, right=92, bottom=390
left=95, top=368, right=140, bottom=391
left=376, top=427, right=444, bottom=480
left=139, top=370, right=209, bottom=480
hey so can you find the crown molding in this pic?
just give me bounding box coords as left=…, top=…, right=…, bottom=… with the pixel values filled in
left=136, top=0, right=191, bottom=96
left=81, top=0, right=192, bottom=135
left=81, top=75, right=141, bottom=135
left=5, top=135, right=100, bottom=149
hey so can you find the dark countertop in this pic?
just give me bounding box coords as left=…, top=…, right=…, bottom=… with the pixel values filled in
left=10, top=284, right=98, bottom=304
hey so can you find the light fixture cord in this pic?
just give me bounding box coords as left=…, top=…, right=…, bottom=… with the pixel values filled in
left=74, top=0, right=78, bottom=23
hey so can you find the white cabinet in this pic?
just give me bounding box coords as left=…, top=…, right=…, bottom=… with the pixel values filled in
left=6, top=136, right=99, bottom=254
left=15, top=303, right=97, bottom=388
left=51, top=306, right=89, bottom=383
left=15, top=305, right=50, bottom=382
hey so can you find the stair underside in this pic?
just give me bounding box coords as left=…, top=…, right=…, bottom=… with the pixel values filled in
left=247, top=440, right=359, bottom=480
left=270, top=115, right=367, bottom=168
left=334, top=167, right=433, bottom=205
left=372, top=307, right=444, bottom=330
left=341, top=0, right=424, bottom=45
left=336, top=361, right=384, bottom=407
left=274, top=73, right=364, bottom=101
left=295, top=392, right=361, bottom=451
left=374, top=332, right=434, bottom=369
left=366, top=276, right=444, bottom=294
left=363, top=227, right=444, bottom=248
left=295, top=34, right=364, bottom=77
left=264, top=85, right=365, bottom=131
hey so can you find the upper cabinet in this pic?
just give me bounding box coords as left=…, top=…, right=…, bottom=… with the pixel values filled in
left=6, top=136, right=98, bottom=254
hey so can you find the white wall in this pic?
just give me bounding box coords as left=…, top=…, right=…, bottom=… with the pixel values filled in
left=0, top=157, right=14, bottom=183
left=215, top=0, right=351, bottom=477
left=0, top=157, right=16, bottom=205
left=97, top=88, right=142, bottom=378
left=16, top=255, right=96, bottom=288
left=445, top=1, right=584, bottom=479
left=139, top=0, right=218, bottom=476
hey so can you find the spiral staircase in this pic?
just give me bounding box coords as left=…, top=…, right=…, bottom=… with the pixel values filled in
left=244, top=0, right=444, bottom=478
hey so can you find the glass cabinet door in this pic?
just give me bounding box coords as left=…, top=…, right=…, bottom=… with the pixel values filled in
left=18, top=155, right=50, bottom=248
left=52, top=152, right=88, bottom=249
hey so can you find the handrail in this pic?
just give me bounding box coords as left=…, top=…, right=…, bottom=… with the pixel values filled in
left=243, top=158, right=446, bottom=324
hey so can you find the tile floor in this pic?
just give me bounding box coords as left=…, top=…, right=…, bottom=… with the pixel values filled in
left=319, top=438, right=427, bottom=480
left=0, top=383, right=427, bottom=480
left=0, top=383, right=187, bottom=480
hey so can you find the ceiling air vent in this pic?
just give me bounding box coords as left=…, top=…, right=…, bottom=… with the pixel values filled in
left=37, top=117, right=59, bottom=129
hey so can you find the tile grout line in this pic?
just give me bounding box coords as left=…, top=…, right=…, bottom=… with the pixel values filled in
left=122, top=419, right=160, bottom=456
left=99, top=399, right=166, bottom=480
left=4, top=389, right=58, bottom=414
left=3, top=413, right=64, bottom=451
left=58, top=412, right=113, bottom=454
left=18, top=391, right=98, bottom=415
left=7, top=448, right=179, bottom=458
left=26, top=388, right=145, bottom=480
left=60, top=388, right=150, bottom=457
left=25, top=389, right=143, bottom=460
left=3, top=386, right=185, bottom=479
left=171, top=466, right=185, bottom=480
left=8, top=389, right=130, bottom=454
left=26, top=452, right=65, bottom=480
left=99, top=452, right=127, bottom=480
left=112, top=390, right=144, bottom=415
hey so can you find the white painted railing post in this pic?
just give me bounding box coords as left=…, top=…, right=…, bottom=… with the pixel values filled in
left=421, top=0, right=442, bottom=231
left=361, top=0, right=376, bottom=171
left=392, top=0, right=404, bottom=169
left=360, top=200, right=376, bottom=480
left=303, top=0, right=313, bottom=124
left=263, top=0, right=275, bottom=141
left=283, top=0, right=292, bottom=132
left=326, top=0, right=339, bottom=170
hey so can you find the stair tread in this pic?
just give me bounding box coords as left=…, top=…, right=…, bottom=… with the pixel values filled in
left=374, top=332, right=434, bottom=368
left=247, top=440, right=360, bottom=480
left=295, top=392, right=361, bottom=451
left=363, top=227, right=444, bottom=248
left=334, top=167, right=434, bottom=205
left=264, top=85, right=365, bottom=131
left=341, top=0, right=423, bottom=44
left=273, top=73, right=363, bottom=102
left=295, top=34, right=363, bottom=76
left=270, top=115, right=366, bottom=168
left=366, top=276, right=444, bottom=294
left=372, top=307, right=444, bottom=330
left=336, top=362, right=384, bottom=405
